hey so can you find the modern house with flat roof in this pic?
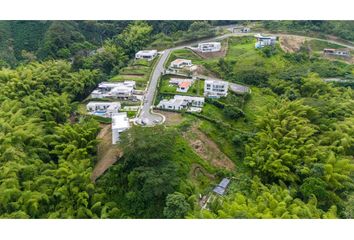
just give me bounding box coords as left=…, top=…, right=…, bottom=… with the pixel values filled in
left=232, top=26, right=251, bottom=33
left=112, top=112, right=130, bottom=144
left=91, top=81, right=136, bottom=99
left=135, top=50, right=158, bottom=61
left=157, top=95, right=204, bottom=112
left=198, top=42, right=221, bottom=53
left=204, top=79, right=228, bottom=98
left=254, top=34, right=277, bottom=48
left=170, top=59, right=192, bottom=69
left=86, top=101, right=121, bottom=118
left=323, top=48, right=350, bottom=57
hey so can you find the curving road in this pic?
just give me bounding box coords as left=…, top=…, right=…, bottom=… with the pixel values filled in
left=136, top=26, right=353, bottom=126
left=136, top=49, right=171, bottom=126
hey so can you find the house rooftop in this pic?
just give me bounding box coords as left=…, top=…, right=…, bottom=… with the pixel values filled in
left=136, top=50, right=157, bottom=54
left=178, top=81, right=192, bottom=88
left=171, top=59, right=191, bottom=64
left=112, top=112, right=130, bottom=130
left=213, top=178, right=231, bottom=196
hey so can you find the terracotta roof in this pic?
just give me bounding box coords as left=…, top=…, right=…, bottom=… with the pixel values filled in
left=178, top=81, right=191, bottom=88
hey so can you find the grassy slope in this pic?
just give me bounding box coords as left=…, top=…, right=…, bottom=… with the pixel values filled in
left=110, top=58, right=157, bottom=90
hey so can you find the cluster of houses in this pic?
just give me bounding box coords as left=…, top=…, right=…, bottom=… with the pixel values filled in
left=157, top=95, right=205, bottom=113
left=85, top=48, right=161, bottom=144
left=323, top=48, right=350, bottom=57
left=88, top=81, right=135, bottom=144
left=254, top=34, right=277, bottom=48
left=157, top=77, right=229, bottom=112
left=85, top=101, right=130, bottom=144
left=91, top=81, right=136, bottom=100
left=169, top=78, right=194, bottom=93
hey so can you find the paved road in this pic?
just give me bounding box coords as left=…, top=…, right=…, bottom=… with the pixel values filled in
left=136, top=26, right=353, bottom=126
left=136, top=49, right=171, bottom=126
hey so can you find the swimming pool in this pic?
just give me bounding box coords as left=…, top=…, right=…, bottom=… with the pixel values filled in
left=93, top=111, right=106, bottom=117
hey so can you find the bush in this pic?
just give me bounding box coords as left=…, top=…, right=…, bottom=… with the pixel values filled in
left=223, top=106, right=245, bottom=119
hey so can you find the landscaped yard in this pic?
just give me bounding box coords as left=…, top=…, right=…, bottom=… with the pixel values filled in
left=109, top=57, right=158, bottom=90
left=159, top=74, right=204, bottom=96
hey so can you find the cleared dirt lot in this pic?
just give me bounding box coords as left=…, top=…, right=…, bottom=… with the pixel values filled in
left=155, top=110, right=183, bottom=126
left=91, top=124, right=122, bottom=183
left=183, top=124, right=235, bottom=171
left=279, top=35, right=306, bottom=53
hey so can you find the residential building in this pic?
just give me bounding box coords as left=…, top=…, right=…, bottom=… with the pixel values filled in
left=177, top=81, right=192, bottom=93
left=204, top=80, right=228, bottom=98
left=157, top=95, right=205, bottom=111
left=197, top=42, right=221, bottom=53
left=91, top=81, right=136, bottom=99
left=135, top=50, right=158, bottom=61
left=169, top=78, right=194, bottom=93
left=170, top=59, right=192, bottom=68
left=323, top=48, right=350, bottom=57
left=112, top=112, right=130, bottom=144
left=232, top=26, right=251, bottom=33
left=86, top=101, right=121, bottom=118
left=213, top=178, right=231, bottom=196
left=254, top=34, right=277, bottom=48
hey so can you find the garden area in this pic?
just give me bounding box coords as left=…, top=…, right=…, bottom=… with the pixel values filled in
left=110, top=57, right=158, bottom=90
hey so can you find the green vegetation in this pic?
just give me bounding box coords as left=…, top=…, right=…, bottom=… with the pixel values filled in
left=110, top=57, right=157, bottom=90
left=307, top=39, right=345, bottom=52
left=262, top=21, right=354, bottom=42
left=158, top=75, right=204, bottom=96
left=0, top=60, right=123, bottom=218
left=0, top=20, right=353, bottom=219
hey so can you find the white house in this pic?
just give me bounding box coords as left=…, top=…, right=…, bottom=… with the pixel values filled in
left=91, top=81, right=136, bottom=99
left=254, top=34, right=277, bottom=48
left=112, top=112, right=130, bottom=144
left=204, top=80, right=229, bottom=98
left=169, top=78, right=194, bottom=93
left=86, top=101, right=121, bottom=118
left=157, top=95, right=204, bottom=111
left=135, top=50, right=158, bottom=61
left=170, top=59, right=192, bottom=68
left=323, top=48, right=350, bottom=57
left=232, top=26, right=251, bottom=33
left=198, top=42, right=221, bottom=53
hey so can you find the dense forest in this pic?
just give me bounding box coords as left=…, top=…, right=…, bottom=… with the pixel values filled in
left=0, top=20, right=353, bottom=219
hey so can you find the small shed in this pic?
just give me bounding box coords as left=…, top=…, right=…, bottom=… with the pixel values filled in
left=212, top=178, right=231, bottom=196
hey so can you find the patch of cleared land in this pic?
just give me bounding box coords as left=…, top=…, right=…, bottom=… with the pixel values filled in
left=279, top=35, right=306, bottom=53
left=91, top=124, right=122, bottom=182
left=183, top=123, right=235, bottom=171
left=154, top=110, right=183, bottom=126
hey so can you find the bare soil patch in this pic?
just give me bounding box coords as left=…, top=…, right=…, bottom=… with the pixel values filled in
left=279, top=35, right=306, bottom=53
left=91, top=124, right=122, bottom=183
left=155, top=110, right=183, bottom=126
left=183, top=124, right=235, bottom=171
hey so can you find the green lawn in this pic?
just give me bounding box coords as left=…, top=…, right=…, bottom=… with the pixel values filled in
left=159, top=75, right=204, bottom=96
left=307, top=39, right=345, bottom=52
